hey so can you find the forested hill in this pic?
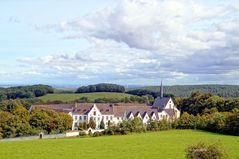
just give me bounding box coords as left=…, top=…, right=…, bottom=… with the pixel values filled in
left=128, top=85, right=239, bottom=98
left=0, top=84, right=54, bottom=101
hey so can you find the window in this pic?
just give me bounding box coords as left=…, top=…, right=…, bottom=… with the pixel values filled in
left=74, top=123, right=78, bottom=127
left=75, top=116, right=77, bottom=120
left=106, top=116, right=108, bottom=120
left=79, top=116, right=82, bottom=120
left=110, top=116, right=113, bottom=120
left=84, top=116, right=87, bottom=120
left=93, top=111, right=96, bottom=116
left=98, top=117, right=100, bottom=121
left=102, top=116, right=104, bottom=120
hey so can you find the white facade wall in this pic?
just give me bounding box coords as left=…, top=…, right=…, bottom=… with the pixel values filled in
left=71, top=105, right=116, bottom=130
left=165, top=98, right=174, bottom=109
left=87, top=105, right=102, bottom=127
left=164, top=98, right=181, bottom=119
left=66, top=131, right=79, bottom=137
left=142, top=114, right=150, bottom=124
left=71, top=99, right=180, bottom=130
left=128, top=113, right=134, bottom=120
left=112, top=117, right=123, bottom=125
left=151, top=113, right=157, bottom=120
left=136, top=113, right=142, bottom=119
left=158, top=110, right=170, bottom=120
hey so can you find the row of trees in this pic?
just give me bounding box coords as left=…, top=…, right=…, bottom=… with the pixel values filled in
left=178, top=108, right=239, bottom=136
left=0, top=98, right=43, bottom=112
left=87, top=107, right=239, bottom=137
left=0, top=106, right=72, bottom=139
left=75, top=83, right=125, bottom=93
left=176, top=92, right=239, bottom=115
left=93, top=95, right=154, bottom=104
left=48, top=95, right=155, bottom=105
left=88, top=118, right=174, bottom=136
left=78, top=117, right=97, bottom=130
left=0, top=85, right=54, bottom=101
left=127, top=89, right=173, bottom=98
left=128, top=84, right=239, bottom=98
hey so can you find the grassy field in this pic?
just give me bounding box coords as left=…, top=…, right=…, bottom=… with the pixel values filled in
left=38, top=92, right=134, bottom=102
left=0, top=130, right=238, bottom=159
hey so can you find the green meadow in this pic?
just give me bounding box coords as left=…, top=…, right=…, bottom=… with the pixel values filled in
left=0, top=130, right=238, bottom=159
left=38, top=92, right=134, bottom=102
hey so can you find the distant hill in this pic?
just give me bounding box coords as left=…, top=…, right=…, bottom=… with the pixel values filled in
left=75, top=83, right=125, bottom=93
left=128, top=85, right=239, bottom=98
left=0, top=84, right=54, bottom=101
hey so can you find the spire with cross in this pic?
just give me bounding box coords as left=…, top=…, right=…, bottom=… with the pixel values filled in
left=160, top=80, right=163, bottom=98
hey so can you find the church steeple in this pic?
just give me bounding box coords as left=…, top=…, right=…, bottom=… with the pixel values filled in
left=160, top=80, right=163, bottom=98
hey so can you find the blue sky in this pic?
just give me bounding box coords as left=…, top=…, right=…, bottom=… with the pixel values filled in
left=0, top=0, right=239, bottom=86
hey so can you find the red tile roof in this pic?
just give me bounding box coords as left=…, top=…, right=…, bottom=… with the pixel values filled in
left=31, top=103, right=176, bottom=119
left=31, top=104, right=74, bottom=113
left=73, top=103, right=113, bottom=115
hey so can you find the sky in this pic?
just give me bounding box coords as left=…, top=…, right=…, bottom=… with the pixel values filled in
left=0, top=0, right=239, bottom=86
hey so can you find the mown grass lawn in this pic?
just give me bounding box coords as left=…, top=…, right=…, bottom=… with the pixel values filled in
left=0, top=130, right=238, bottom=159
left=38, top=92, right=134, bottom=102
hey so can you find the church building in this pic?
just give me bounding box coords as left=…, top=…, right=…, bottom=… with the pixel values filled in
left=31, top=82, right=180, bottom=130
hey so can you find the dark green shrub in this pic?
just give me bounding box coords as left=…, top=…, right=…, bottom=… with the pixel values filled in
left=158, top=119, right=172, bottom=130
left=99, top=119, right=105, bottom=129
left=186, top=142, right=227, bottom=159
left=103, top=129, right=114, bottom=135
left=79, top=131, right=87, bottom=137
left=92, top=131, right=103, bottom=137
left=147, top=120, right=159, bottom=131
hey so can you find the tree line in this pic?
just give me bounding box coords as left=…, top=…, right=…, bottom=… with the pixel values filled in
left=126, top=89, right=174, bottom=98
left=0, top=84, right=54, bottom=101
left=75, top=83, right=125, bottom=93
left=176, top=92, right=239, bottom=115
left=178, top=108, right=239, bottom=136
left=0, top=106, right=72, bottom=139
left=128, top=84, right=239, bottom=98
left=82, top=92, right=239, bottom=137
left=49, top=95, right=155, bottom=105
left=174, top=92, right=239, bottom=136
left=0, top=98, right=43, bottom=112
left=79, top=107, right=239, bottom=138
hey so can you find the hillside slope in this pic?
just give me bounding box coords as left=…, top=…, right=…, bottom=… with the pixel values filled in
left=128, top=85, right=239, bottom=97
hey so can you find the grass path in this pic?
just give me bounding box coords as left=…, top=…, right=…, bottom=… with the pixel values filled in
left=0, top=130, right=239, bottom=159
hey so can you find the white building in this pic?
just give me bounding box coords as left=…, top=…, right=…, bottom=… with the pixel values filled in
left=31, top=97, right=180, bottom=130
left=31, top=82, right=180, bottom=130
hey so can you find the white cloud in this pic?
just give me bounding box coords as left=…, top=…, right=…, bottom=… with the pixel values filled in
left=50, top=0, right=238, bottom=56
left=21, top=0, right=239, bottom=84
